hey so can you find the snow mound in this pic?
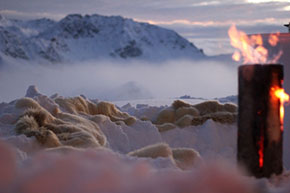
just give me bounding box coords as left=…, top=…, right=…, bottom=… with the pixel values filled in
left=1, top=86, right=290, bottom=192
left=128, top=99, right=238, bottom=128
left=0, top=86, right=239, bottom=162
left=25, top=85, right=41, bottom=98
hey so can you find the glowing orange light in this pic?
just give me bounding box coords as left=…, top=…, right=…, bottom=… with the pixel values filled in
left=268, top=33, right=280, bottom=47
left=255, top=46, right=268, bottom=63
left=272, top=87, right=290, bottom=131
left=258, top=136, right=264, bottom=168
left=228, top=25, right=282, bottom=64
left=251, top=34, right=263, bottom=46
left=232, top=51, right=241, bottom=61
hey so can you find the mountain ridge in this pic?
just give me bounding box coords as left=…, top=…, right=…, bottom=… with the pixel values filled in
left=0, top=13, right=205, bottom=64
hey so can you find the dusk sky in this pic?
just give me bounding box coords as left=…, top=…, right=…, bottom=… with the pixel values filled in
left=0, top=0, right=289, bottom=55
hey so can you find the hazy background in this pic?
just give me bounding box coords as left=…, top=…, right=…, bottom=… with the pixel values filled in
left=0, top=60, right=237, bottom=102
left=0, top=0, right=288, bottom=102
left=1, top=0, right=289, bottom=55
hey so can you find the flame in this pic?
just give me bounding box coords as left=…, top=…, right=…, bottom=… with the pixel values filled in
left=228, top=25, right=282, bottom=64
left=251, top=34, right=263, bottom=46
left=258, top=85, right=289, bottom=168
left=258, top=135, right=264, bottom=168
left=269, top=33, right=280, bottom=47
left=272, top=86, right=290, bottom=131
left=232, top=51, right=241, bottom=61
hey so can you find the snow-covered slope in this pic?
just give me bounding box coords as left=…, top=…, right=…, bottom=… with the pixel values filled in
left=0, top=14, right=205, bottom=64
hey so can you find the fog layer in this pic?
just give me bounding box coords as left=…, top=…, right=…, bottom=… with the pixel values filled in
left=0, top=60, right=237, bottom=102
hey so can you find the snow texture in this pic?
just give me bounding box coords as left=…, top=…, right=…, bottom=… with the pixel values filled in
left=0, top=139, right=290, bottom=193
left=0, top=86, right=289, bottom=193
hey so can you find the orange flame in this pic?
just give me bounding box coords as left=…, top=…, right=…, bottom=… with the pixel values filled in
left=272, top=87, right=290, bottom=131
left=228, top=25, right=282, bottom=64
left=257, top=86, right=289, bottom=168
left=258, top=136, right=264, bottom=168
left=269, top=33, right=280, bottom=47
left=232, top=51, right=241, bottom=61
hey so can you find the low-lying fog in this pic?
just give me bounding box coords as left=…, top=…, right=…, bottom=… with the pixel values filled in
left=0, top=60, right=237, bottom=102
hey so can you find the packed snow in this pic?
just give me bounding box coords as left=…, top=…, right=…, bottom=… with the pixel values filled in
left=0, top=86, right=290, bottom=193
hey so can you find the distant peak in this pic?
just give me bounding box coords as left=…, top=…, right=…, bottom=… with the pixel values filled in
left=29, top=17, right=55, bottom=24
left=25, top=85, right=41, bottom=98
left=63, top=14, right=83, bottom=20
left=86, top=14, right=100, bottom=18
left=62, top=13, right=126, bottom=21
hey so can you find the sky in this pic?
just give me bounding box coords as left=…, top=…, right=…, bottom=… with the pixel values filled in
left=0, top=0, right=289, bottom=55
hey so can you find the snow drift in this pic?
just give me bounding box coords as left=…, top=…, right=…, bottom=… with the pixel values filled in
left=1, top=86, right=290, bottom=193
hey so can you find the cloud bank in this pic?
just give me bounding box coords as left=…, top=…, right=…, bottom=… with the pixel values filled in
left=0, top=60, right=237, bottom=102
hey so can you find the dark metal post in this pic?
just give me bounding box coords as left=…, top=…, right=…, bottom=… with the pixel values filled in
left=238, top=64, right=283, bottom=178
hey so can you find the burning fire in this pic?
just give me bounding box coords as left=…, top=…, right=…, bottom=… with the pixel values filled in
left=230, top=25, right=288, bottom=170
left=272, top=86, right=290, bottom=131
left=258, top=136, right=264, bottom=168
left=256, top=86, right=289, bottom=168
left=228, top=25, right=282, bottom=64
left=269, top=33, right=280, bottom=47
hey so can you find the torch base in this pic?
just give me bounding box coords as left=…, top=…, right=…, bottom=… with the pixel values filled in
left=238, top=64, right=283, bottom=178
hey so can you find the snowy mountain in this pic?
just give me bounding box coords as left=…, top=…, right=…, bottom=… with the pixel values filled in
left=0, top=14, right=205, bottom=64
